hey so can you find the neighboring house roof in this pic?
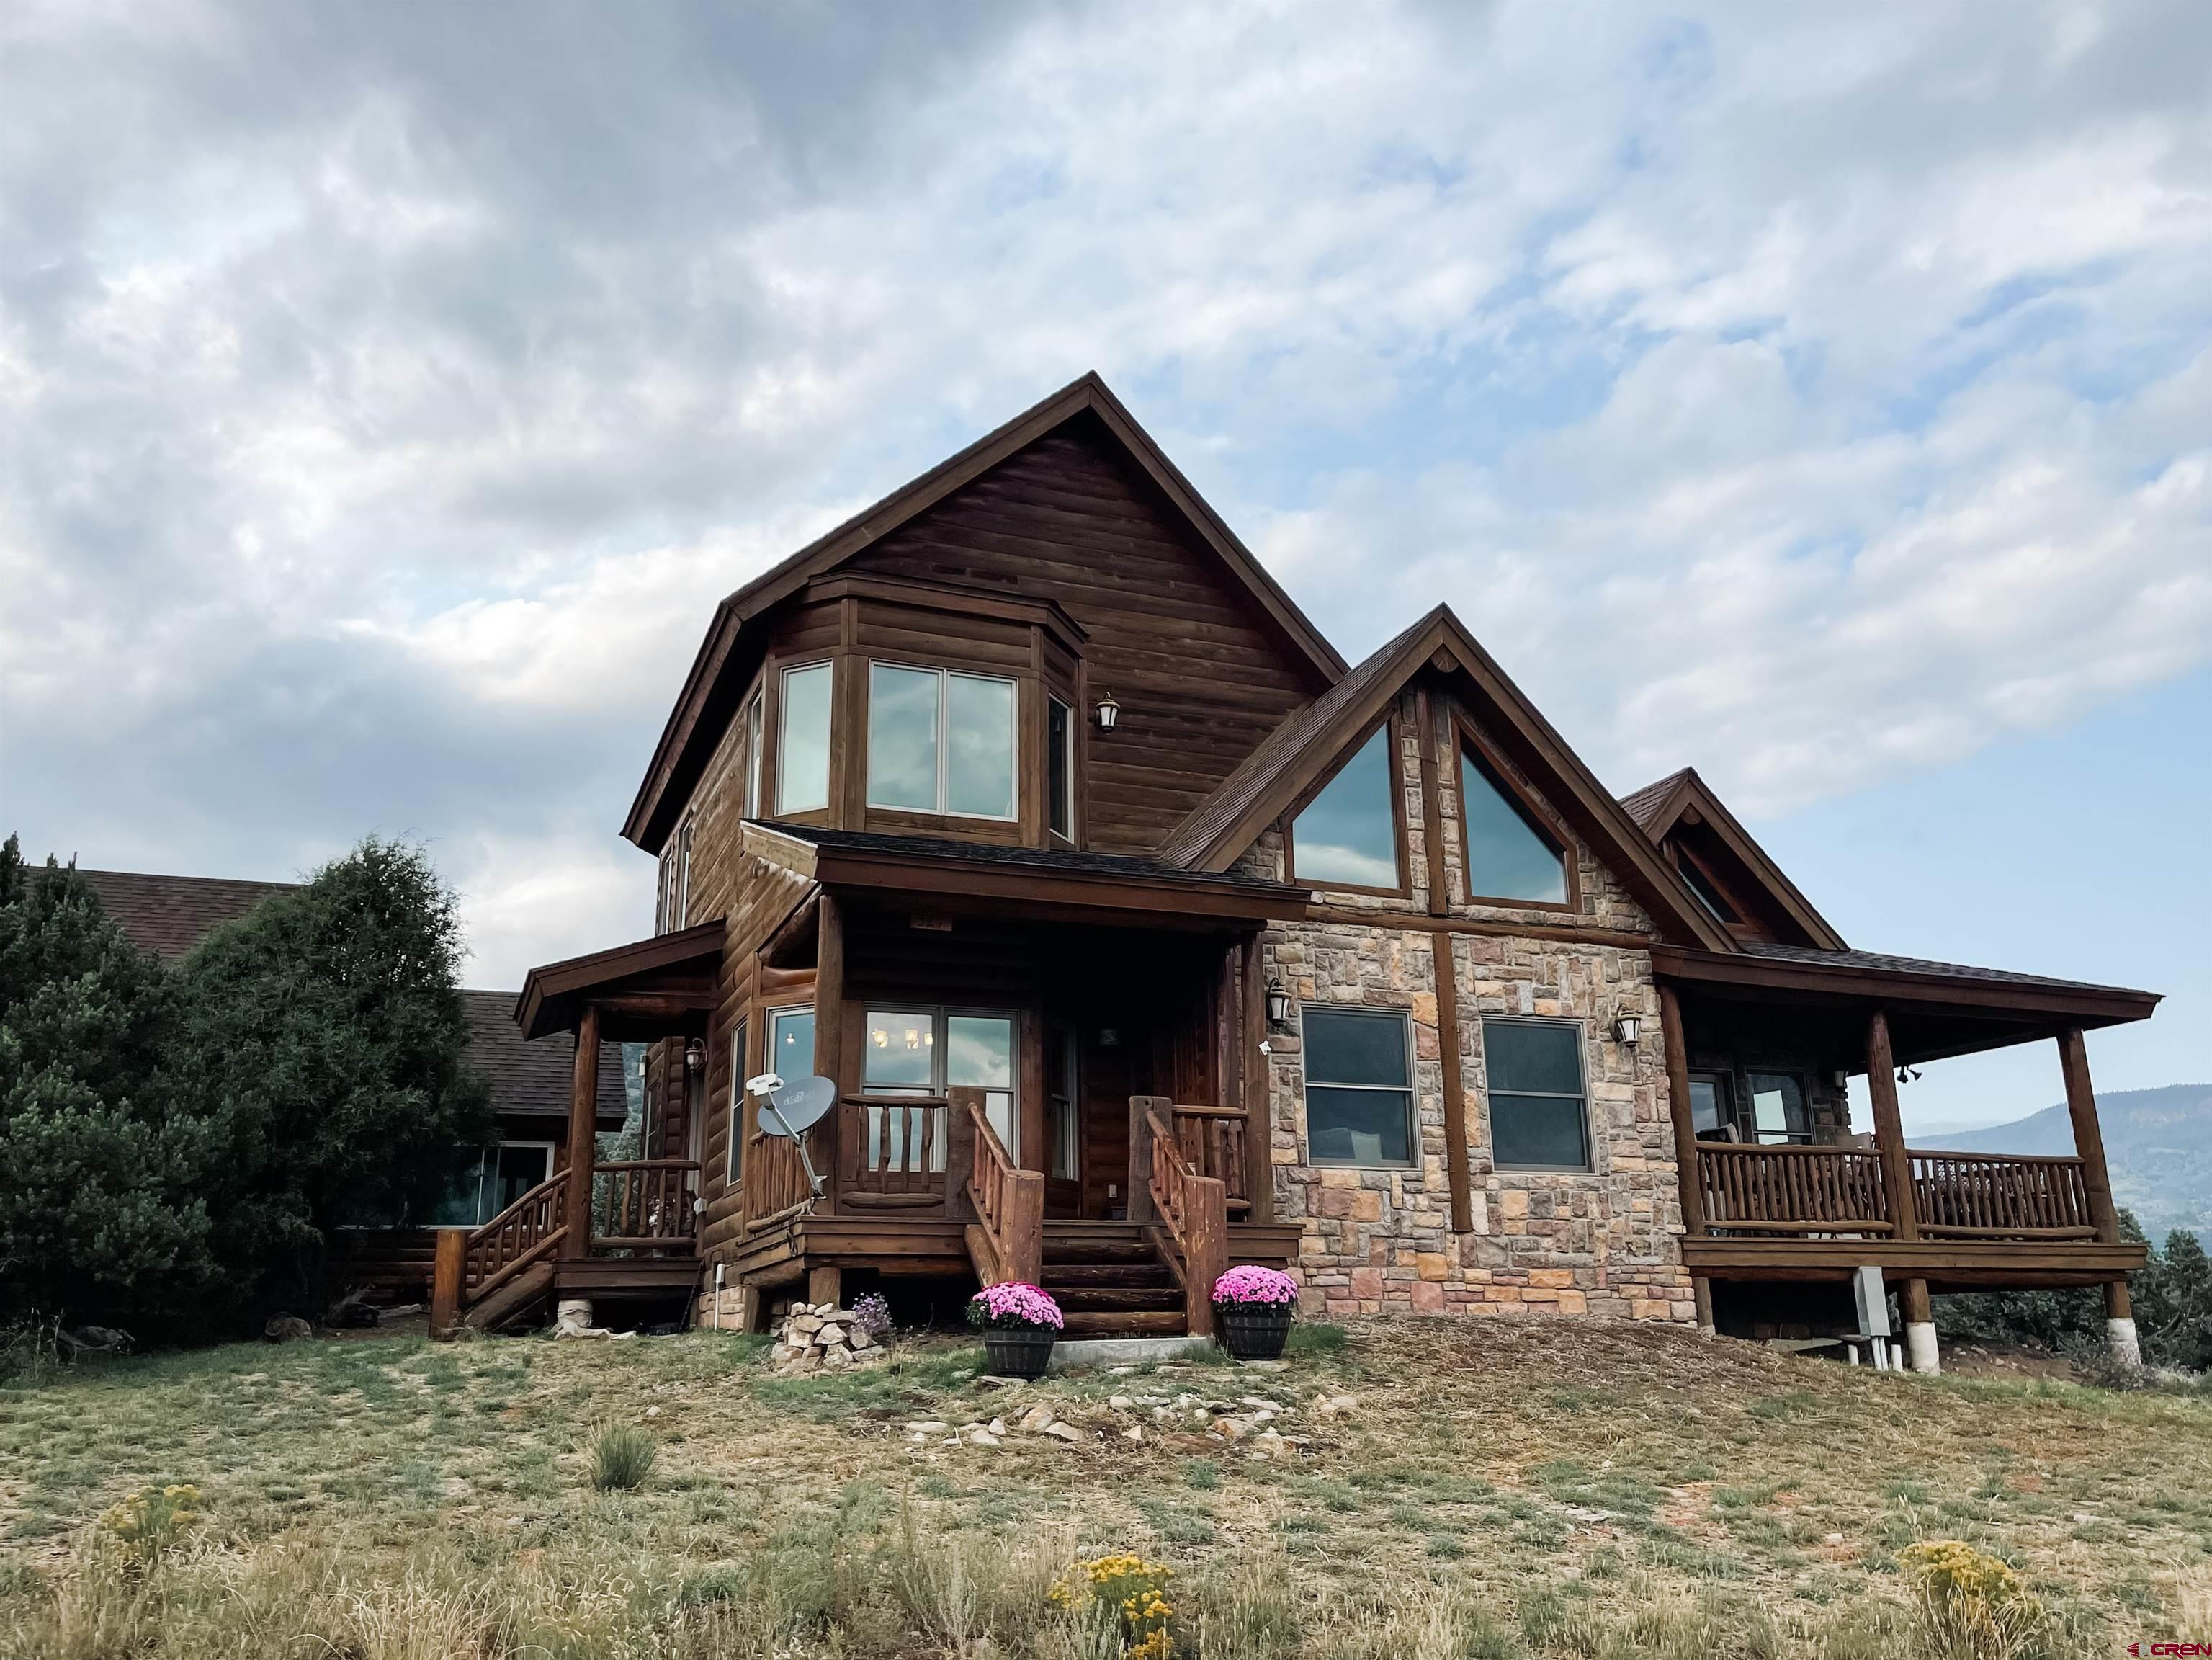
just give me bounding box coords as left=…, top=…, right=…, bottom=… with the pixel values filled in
left=1613, top=766, right=1848, bottom=951
left=457, top=989, right=628, bottom=1130
left=71, top=867, right=302, bottom=961
left=68, top=866, right=619, bottom=1127
left=1153, top=604, right=1737, bottom=951
left=622, top=370, right=1348, bottom=854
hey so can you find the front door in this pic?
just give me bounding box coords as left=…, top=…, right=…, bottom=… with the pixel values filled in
left=1079, top=1015, right=1156, bottom=1219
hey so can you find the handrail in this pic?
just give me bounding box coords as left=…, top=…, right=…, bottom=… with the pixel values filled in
left=964, top=1094, right=1043, bottom=1285
left=1908, top=1148, right=2093, bottom=1239
left=1168, top=1102, right=1251, bottom=1214
left=1147, top=1106, right=1228, bottom=1339
left=1694, top=1141, right=2103, bottom=1243
left=463, top=1173, right=568, bottom=1289
left=845, top=1094, right=950, bottom=1198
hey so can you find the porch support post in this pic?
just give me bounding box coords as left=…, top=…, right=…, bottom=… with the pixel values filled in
left=1866, top=1011, right=1935, bottom=1371
left=1431, top=931, right=1473, bottom=1236
left=565, top=1003, right=601, bottom=1269
left=1129, top=1095, right=1169, bottom=1225
left=813, top=893, right=845, bottom=1211
left=2059, top=1027, right=2137, bottom=1363
left=1240, top=933, right=1274, bottom=1223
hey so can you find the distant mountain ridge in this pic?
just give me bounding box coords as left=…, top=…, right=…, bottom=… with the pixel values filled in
left=1934, top=1083, right=2212, bottom=1244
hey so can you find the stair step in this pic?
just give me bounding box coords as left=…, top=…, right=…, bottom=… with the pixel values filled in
left=1052, top=1287, right=1183, bottom=1313
left=1043, top=1263, right=1176, bottom=1289
left=1042, top=1241, right=1158, bottom=1265
left=1062, top=1309, right=1187, bottom=1338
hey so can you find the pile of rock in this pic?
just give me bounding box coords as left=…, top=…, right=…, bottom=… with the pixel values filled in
left=773, top=1301, right=885, bottom=1373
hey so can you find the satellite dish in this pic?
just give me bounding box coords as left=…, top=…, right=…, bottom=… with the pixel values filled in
left=751, top=1074, right=835, bottom=1200
left=757, top=1075, right=835, bottom=1138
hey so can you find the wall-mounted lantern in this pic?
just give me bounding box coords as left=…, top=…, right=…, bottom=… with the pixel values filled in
left=1612, top=1014, right=1642, bottom=1046
left=1266, top=978, right=1293, bottom=1029
left=684, top=1039, right=705, bottom=1074
left=1094, top=691, right=1121, bottom=732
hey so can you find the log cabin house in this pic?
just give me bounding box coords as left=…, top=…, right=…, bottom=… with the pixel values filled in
left=454, top=372, right=2157, bottom=1370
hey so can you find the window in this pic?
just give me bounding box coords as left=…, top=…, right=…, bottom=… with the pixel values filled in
left=1048, top=1025, right=1078, bottom=1180
left=1483, top=1019, right=1590, bottom=1171
left=1048, top=696, right=1074, bottom=841
left=1459, top=743, right=1568, bottom=905
left=1689, top=1070, right=1734, bottom=1140
left=769, top=1005, right=816, bottom=1077
left=1288, top=726, right=1401, bottom=891
left=863, top=1007, right=1017, bottom=1164
left=1746, top=1071, right=1810, bottom=1145
left=867, top=663, right=1016, bottom=820
left=778, top=662, right=833, bottom=814
left=426, top=1143, right=552, bottom=1227
left=676, top=818, right=694, bottom=929
left=1302, top=1007, right=1415, bottom=1166
left=725, top=1017, right=748, bottom=1187
left=744, top=694, right=764, bottom=818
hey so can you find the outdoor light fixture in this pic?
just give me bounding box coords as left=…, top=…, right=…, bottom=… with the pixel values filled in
left=1613, top=1014, right=1642, bottom=1045
left=684, top=1040, right=704, bottom=1074
left=1266, top=978, right=1293, bottom=1028
left=1094, top=691, right=1121, bottom=731
left=1895, top=1066, right=1922, bottom=1084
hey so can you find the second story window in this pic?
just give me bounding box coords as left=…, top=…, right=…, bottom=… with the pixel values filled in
left=743, top=694, right=763, bottom=818
left=675, top=816, right=693, bottom=927
left=778, top=662, right=833, bottom=815
left=1048, top=695, right=1074, bottom=840
left=1286, top=725, right=1402, bottom=892
left=867, top=663, right=1016, bottom=821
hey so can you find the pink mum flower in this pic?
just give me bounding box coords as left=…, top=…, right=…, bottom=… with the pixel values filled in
left=1212, top=1265, right=1299, bottom=1308
left=966, top=1281, right=1065, bottom=1331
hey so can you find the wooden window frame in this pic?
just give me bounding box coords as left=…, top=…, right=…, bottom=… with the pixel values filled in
left=862, top=661, right=1021, bottom=824
left=676, top=816, right=694, bottom=929
left=1453, top=715, right=1578, bottom=914
left=1688, top=1067, right=1737, bottom=1142
left=861, top=1004, right=1021, bottom=1164
left=1047, top=693, right=1075, bottom=844
left=1281, top=717, right=1411, bottom=900
left=775, top=660, right=835, bottom=818
left=743, top=692, right=764, bottom=819
left=725, top=1016, right=749, bottom=1190
left=1481, top=1016, right=1595, bottom=1174
left=1300, top=1004, right=1418, bottom=1169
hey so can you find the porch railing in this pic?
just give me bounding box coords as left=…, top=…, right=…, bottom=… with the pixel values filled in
left=842, top=1094, right=950, bottom=1206
left=1167, top=1103, right=1253, bottom=1217
left=594, top=1159, right=699, bottom=1250
left=1909, top=1149, right=2097, bottom=1239
left=462, top=1174, right=569, bottom=1296
left=1693, top=1142, right=2100, bottom=1242
left=1146, top=1105, right=1229, bottom=1339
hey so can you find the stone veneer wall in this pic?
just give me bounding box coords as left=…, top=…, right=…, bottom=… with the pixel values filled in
left=1249, top=687, right=1696, bottom=1325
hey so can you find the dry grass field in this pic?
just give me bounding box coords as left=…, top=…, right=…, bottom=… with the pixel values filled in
left=3, top=1316, right=2208, bottom=1658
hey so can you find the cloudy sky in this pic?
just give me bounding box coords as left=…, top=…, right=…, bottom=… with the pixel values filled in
left=4, top=1, right=2206, bottom=1130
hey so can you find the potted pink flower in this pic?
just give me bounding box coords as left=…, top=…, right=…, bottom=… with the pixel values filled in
left=1212, top=1266, right=1299, bottom=1360
left=967, top=1281, right=1065, bottom=1378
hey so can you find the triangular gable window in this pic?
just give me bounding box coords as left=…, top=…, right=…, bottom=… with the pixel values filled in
left=1460, top=741, right=1567, bottom=905
left=1287, top=726, right=1402, bottom=892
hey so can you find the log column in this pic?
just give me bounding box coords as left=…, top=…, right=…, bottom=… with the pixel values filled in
left=2059, top=1027, right=2139, bottom=1365
left=1657, top=983, right=1711, bottom=1331
left=812, top=893, right=844, bottom=1211
left=1866, top=1011, right=1935, bottom=1371
left=1240, top=933, right=1274, bottom=1223
left=561, top=1004, right=602, bottom=1329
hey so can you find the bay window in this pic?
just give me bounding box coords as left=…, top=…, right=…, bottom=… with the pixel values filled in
left=868, top=663, right=1017, bottom=820
left=778, top=662, right=833, bottom=814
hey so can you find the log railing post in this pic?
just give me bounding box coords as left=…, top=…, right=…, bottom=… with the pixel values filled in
left=1240, top=933, right=1275, bottom=1223
left=565, top=1004, right=601, bottom=1263
left=945, top=1085, right=979, bottom=1220
left=1658, top=983, right=1706, bottom=1239
left=1868, top=1009, right=1938, bottom=1370
left=430, top=1228, right=465, bottom=1340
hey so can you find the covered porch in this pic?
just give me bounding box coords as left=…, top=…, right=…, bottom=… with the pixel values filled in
left=1654, top=942, right=2159, bottom=1370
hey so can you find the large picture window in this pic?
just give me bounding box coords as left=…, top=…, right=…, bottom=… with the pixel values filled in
left=1302, top=1007, right=1415, bottom=1166
left=867, top=664, right=1016, bottom=820
left=426, top=1143, right=554, bottom=1228
left=1483, top=1019, right=1590, bottom=1171
left=1459, top=742, right=1567, bottom=905
left=862, top=1007, right=1017, bottom=1165
left=777, top=661, right=833, bottom=815
left=1287, top=726, right=1402, bottom=891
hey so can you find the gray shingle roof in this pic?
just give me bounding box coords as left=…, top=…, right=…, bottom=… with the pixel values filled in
left=71, top=867, right=301, bottom=961
left=457, top=989, right=629, bottom=1125
left=1735, top=940, right=2146, bottom=997
left=1616, top=769, right=1693, bottom=834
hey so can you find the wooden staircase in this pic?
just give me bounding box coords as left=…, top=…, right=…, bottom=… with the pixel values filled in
left=1042, top=1222, right=1188, bottom=1337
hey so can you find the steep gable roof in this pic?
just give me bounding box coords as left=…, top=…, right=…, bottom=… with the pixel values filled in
left=623, top=372, right=1346, bottom=853
left=1615, top=766, right=1848, bottom=951
left=1157, top=604, right=1736, bottom=950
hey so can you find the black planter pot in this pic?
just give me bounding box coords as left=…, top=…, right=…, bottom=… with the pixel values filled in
left=982, top=1327, right=1057, bottom=1380
left=1217, top=1304, right=1294, bottom=1361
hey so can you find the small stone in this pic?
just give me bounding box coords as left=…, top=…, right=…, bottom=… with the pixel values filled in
left=790, top=1314, right=823, bottom=1334
left=1107, top=1365, right=1135, bottom=1375
left=970, top=1429, right=1000, bottom=1447
left=848, top=1327, right=874, bottom=1349
left=907, top=1421, right=949, bottom=1434
left=1240, top=1396, right=1276, bottom=1411
left=821, top=1347, right=852, bottom=1370
left=505, top=1514, right=527, bottom=1527
left=1213, top=1416, right=1250, bottom=1441
left=1018, top=1404, right=1056, bottom=1434
left=1109, top=1396, right=1134, bottom=1411
left=644, top=1406, right=662, bottom=1419
left=1045, top=1423, right=1084, bottom=1442
left=976, top=1375, right=1021, bottom=1391
left=1121, top=1425, right=1143, bottom=1442
left=1151, top=1407, right=1171, bottom=1422
left=820, top=1325, right=848, bottom=1347
left=988, top=1416, right=1006, bottom=1436
left=1822, top=1532, right=1845, bottom=1546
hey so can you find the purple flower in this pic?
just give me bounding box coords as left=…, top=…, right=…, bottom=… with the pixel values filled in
left=1212, top=1265, right=1299, bottom=1308
left=966, top=1281, right=1065, bottom=1332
